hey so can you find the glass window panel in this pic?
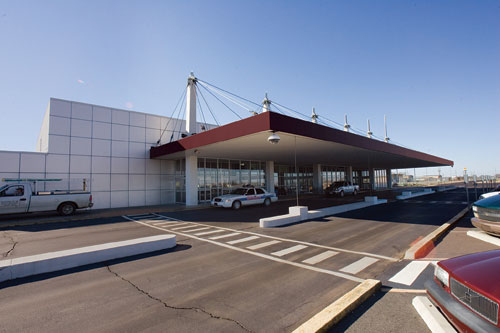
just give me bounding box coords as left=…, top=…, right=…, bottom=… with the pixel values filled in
left=240, top=161, right=250, bottom=185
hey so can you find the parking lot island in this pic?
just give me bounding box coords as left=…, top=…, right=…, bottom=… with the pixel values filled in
left=0, top=234, right=176, bottom=283
left=260, top=197, right=387, bottom=228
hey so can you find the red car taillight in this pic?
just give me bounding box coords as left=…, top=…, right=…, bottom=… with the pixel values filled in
left=89, top=195, right=92, bottom=202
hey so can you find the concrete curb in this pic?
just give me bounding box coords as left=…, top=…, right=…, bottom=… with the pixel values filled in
left=412, top=296, right=456, bottom=332
left=292, top=279, right=381, bottom=333
left=396, top=190, right=435, bottom=200
left=404, top=206, right=470, bottom=259
left=0, top=234, right=176, bottom=283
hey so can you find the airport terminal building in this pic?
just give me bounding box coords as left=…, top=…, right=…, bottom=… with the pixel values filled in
left=0, top=77, right=453, bottom=209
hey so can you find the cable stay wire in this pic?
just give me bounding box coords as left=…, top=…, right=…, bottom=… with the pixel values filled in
left=271, top=100, right=319, bottom=122
left=158, top=85, right=187, bottom=144
left=198, top=83, right=243, bottom=120
left=169, top=92, right=186, bottom=143
left=197, top=85, right=220, bottom=126
left=269, top=103, right=294, bottom=116
left=170, top=98, right=187, bottom=142
left=175, top=98, right=188, bottom=141
left=195, top=88, right=209, bottom=131
left=198, top=81, right=255, bottom=113
left=196, top=78, right=413, bottom=149
left=197, top=78, right=262, bottom=108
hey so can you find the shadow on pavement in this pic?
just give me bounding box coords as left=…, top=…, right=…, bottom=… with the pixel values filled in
left=330, top=290, right=386, bottom=332
left=0, top=215, right=130, bottom=232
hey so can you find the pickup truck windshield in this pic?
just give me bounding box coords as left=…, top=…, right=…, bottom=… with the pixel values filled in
left=331, top=181, right=345, bottom=188
left=231, top=188, right=247, bottom=195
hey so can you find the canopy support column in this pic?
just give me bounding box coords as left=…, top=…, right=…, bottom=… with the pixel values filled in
left=265, top=160, right=275, bottom=193
left=185, top=152, right=198, bottom=206
left=386, top=169, right=392, bottom=189
left=313, top=164, right=322, bottom=193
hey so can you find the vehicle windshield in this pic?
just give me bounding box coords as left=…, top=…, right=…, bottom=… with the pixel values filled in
left=230, top=188, right=247, bottom=195
left=331, top=181, right=345, bottom=188
left=0, top=185, right=7, bottom=192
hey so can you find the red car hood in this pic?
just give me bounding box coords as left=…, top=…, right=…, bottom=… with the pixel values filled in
left=441, top=249, right=500, bottom=299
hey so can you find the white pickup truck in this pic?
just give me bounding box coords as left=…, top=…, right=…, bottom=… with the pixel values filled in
left=0, top=182, right=93, bottom=216
left=324, top=181, right=360, bottom=197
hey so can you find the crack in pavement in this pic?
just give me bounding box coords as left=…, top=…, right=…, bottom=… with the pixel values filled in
left=106, top=266, right=254, bottom=333
left=2, top=232, right=17, bottom=258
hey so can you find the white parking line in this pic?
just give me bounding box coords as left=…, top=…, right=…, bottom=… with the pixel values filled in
left=246, top=240, right=281, bottom=250
left=389, top=261, right=437, bottom=286
left=209, top=233, right=241, bottom=240
left=302, top=250, right=338, bottom=265
left=227, top=236, right=260, bottom=245
left=271, top=245, right=308, bottom=257
left=340, top=257, right=379, bottom=274
left=183, top=227, right=212, bottom=233
left=412, top=296, right=457, bottom=332
left=194, top=230, right=226, bottom=236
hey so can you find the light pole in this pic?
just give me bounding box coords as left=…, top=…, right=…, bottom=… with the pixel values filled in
left=294, top=135, right=299, bottom=207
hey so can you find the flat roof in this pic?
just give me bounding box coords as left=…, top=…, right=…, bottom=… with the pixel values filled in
left=150, top=112, right=453, bottom=169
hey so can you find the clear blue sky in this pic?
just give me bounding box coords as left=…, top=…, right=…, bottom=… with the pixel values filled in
left=1, top=0, right=499, bottom=177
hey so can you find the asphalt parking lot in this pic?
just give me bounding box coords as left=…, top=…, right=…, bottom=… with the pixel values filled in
left=0, top=188, right=496, bottom=332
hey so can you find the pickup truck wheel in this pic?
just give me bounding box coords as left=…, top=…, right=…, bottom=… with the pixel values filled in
left=339, top=191, right=344, bottom=198
left=264, top=198, right=271, bottom=207
left=353, top=189, right=358, bottom=196
left=232, top=200, right=242, bottom=210
left=58, top=202, right=76, bottom=216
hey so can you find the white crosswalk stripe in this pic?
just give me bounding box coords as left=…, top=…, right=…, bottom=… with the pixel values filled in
left=302, top=250, right=338, bottom=265
left=124, top=214, right=398, bottom=282
left=183, top=227, right=212, bottom=233
left=227, top=236, right=260, bottom=245
left=246, top=240, right=281, bottom=250
left=271, top=245, right=308, bottom=257
left=159, top=222, right=186, bottom=227
left=389, top=261, right=437, bottom=286
left=209, top=232, right=241, bottom=240
left=170, top=225, right=200, bottom=231
left=340, top=257, right=379, bottom=274
left=153, top=222, right=181, bottom=226
left=194, top=230, right=226, bottom=236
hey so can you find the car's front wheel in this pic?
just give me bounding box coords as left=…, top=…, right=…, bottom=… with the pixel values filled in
left=264, top=198, right=271, bottom=207
left=232, top=200, right=242, bottom=210
left=353, top=189, right=358, bottom=196
left=339, top=190, right=344, bottom=198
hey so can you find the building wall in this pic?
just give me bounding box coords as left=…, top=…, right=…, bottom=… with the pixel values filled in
left=0, top=98, right=215, bottom=209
